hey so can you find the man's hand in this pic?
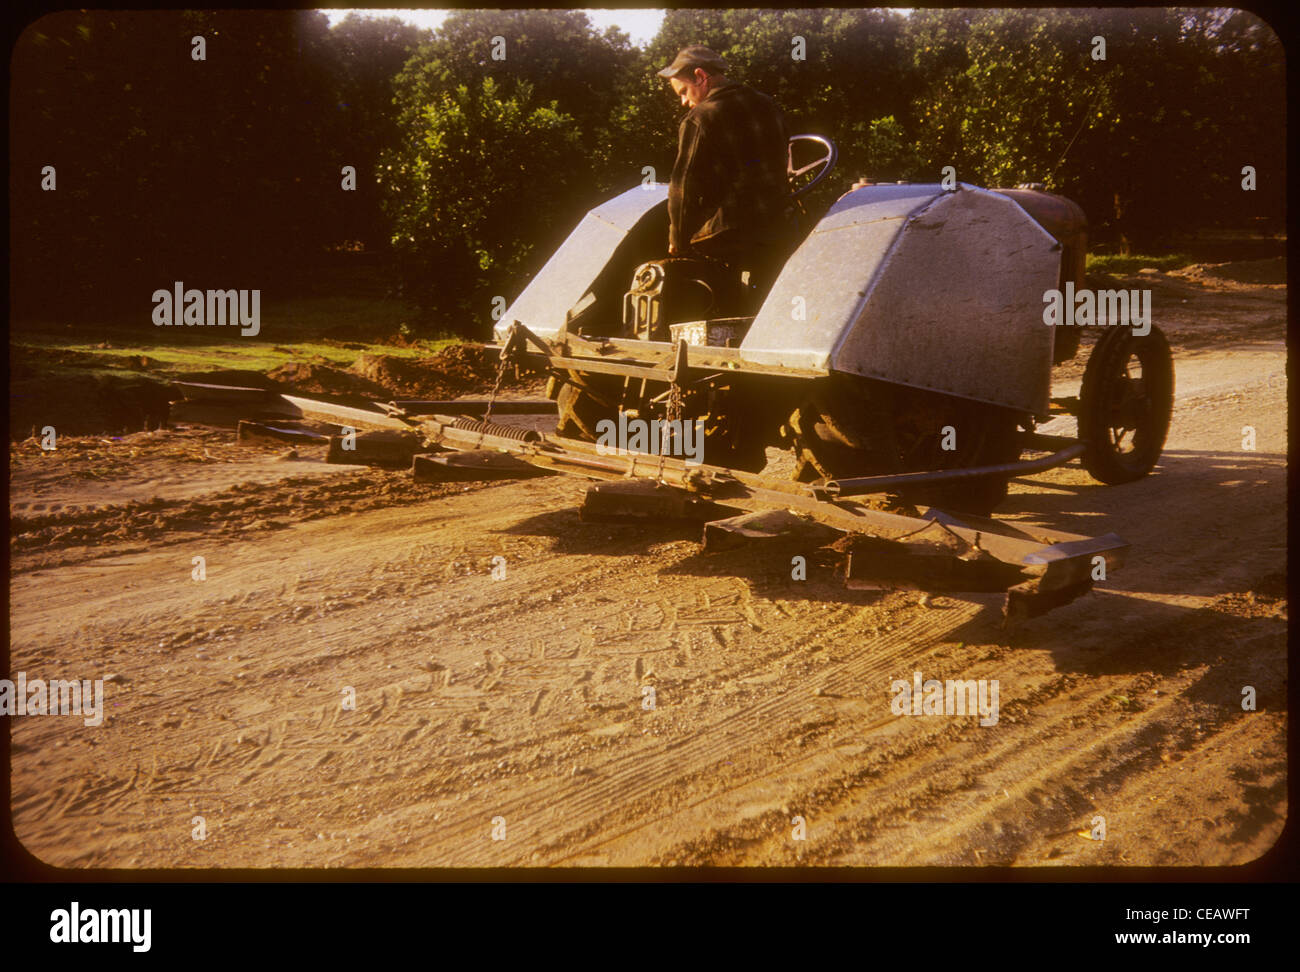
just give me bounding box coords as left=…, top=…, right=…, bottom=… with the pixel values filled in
left=668, top=243, right=679, bottom=256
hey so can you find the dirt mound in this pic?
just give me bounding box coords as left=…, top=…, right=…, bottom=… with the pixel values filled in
left=265, top=361, right=390, bottom=398
left=348, top=344, right=520, bottom=399
left=271, top=345, right=516, bottom=402
left=9, top=374, right=173, bottom=440
left=1171, top=257, right=1285, bottom=286
left=427, top=342, right=501, bottom=386
left=349, top=353, right=443, bottom=398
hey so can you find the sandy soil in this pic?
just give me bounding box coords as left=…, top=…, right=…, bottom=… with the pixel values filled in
left=8, top=266, right=1286, bottom=868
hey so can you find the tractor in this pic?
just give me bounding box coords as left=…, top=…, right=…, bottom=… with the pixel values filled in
left=490, top=135, right=1174, bottom=516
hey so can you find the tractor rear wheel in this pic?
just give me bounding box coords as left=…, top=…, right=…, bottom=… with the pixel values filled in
left=784, top=377, right=1023, bottom=516
left=548, top=371, right=621, bottom=441
left=890, top=388, right=1023, bottom=515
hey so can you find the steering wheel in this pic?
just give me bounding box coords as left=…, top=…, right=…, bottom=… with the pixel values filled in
left=788, top=134, right=838, bottom=199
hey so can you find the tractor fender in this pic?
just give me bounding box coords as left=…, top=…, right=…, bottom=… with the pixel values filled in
left=492, top=185, right=668, bottom=343
left=739, top=184, right=1061, bottom=415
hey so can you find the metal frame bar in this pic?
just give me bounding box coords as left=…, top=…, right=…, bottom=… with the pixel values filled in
left=211, top=383, right=1129, bottom=620
left=486, top=325, right=824, bottom=382
left=258, top=390, right=1121, bottom=565
left=406, top=411, right=1125, bottom=588
left=820, top=442, right=1086, bottom=497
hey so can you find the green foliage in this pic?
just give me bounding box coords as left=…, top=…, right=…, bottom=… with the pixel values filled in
left=391, top=9, right=636, bottom=148
left=904, top=8, right=1284, bottom=250
left=841, top=116, right=924, bottom=183
left=9, top=7, right=1284, bottom=329
left=1086, top=253, right=1192, bottom=274
left=380, top=10, right=648, bottom=334
left=379, top=78, right=584, bottom=333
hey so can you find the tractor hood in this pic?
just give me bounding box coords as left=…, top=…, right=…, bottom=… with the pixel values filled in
left=495, top=182, right=1061, bottom=416
left=492, top=185, right=668, bottom=344
left=741, top=183, right=1061, bottom=415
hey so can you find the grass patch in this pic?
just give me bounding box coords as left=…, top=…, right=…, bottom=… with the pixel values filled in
left=12, top=337, right=462, bottom=376
left=1086, top=253, right=1193, bottom=275
left=12, top=292, right=469, bottom=379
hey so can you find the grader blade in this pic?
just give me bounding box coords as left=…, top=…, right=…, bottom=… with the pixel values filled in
left=580, top=480, right=742, bottom=524
left=212, top=388, right=1132, bottom=622
left=411, top=450, right=553, bottom=483
left=703, top=509, right=841, bottom=552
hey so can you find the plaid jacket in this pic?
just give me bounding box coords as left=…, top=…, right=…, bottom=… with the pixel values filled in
left=668, top=79, right=790, bottom=252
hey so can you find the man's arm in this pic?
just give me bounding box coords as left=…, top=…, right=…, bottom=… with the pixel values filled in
left=667, top=115, right=710, bottom=254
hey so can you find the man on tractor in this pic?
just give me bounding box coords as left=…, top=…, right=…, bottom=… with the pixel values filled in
left=658, top=45, right=796, bottom=294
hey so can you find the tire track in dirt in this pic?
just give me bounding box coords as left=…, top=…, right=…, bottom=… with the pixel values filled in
left=404, top=599, right=988, bottom=866
left=571, top=606, right=1012, bottom=865
left=8, top=343, right=1288, bottom=867
left=10, top=475, right=811, bottom=862
left=12, top=477, right=956, bottom=866
left=659, top=589, right=1284, bottom=866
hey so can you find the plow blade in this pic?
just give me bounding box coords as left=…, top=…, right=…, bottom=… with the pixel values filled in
left=703, top=509, right=841, bottom=552
left=211, top=387, right=1130, bottom=624
left=1021, top=533, right=1129, bottom=590
left=412, top=450, right=552, bottom=483
left=580, top=479, right=742, bottom=524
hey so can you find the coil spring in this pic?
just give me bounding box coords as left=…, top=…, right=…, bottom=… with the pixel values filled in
left=449, top=416, right=541, bottom=443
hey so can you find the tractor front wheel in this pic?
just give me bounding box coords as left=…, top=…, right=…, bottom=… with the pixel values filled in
left=1078, top=324, right=1174, bottom=484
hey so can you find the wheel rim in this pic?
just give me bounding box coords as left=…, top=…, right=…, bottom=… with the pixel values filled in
left=1102, top=341, right=1163, bottom=469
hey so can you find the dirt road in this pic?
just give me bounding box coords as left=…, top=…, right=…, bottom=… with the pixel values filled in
left=8, top=270, right=1287, bottom=868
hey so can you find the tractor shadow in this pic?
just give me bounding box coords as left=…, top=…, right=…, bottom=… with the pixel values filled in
left=985, top=445, right=1287, bottom=689
left=497, top=504, right=706, bottom=557
left=498, top=500, right=896, bottom=607
left=1004, top=447, right=1283, bottom=512
left=1009, top=580, right=1286, bottom=703
left=501, top=503, right=1001, bottom=622
left=999, top=448, right=1286, bottom=597
left=495, top=448, right=1286, bottom=689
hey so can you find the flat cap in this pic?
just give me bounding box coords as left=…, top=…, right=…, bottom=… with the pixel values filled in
left=656, top=44, right=727, bottom=79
